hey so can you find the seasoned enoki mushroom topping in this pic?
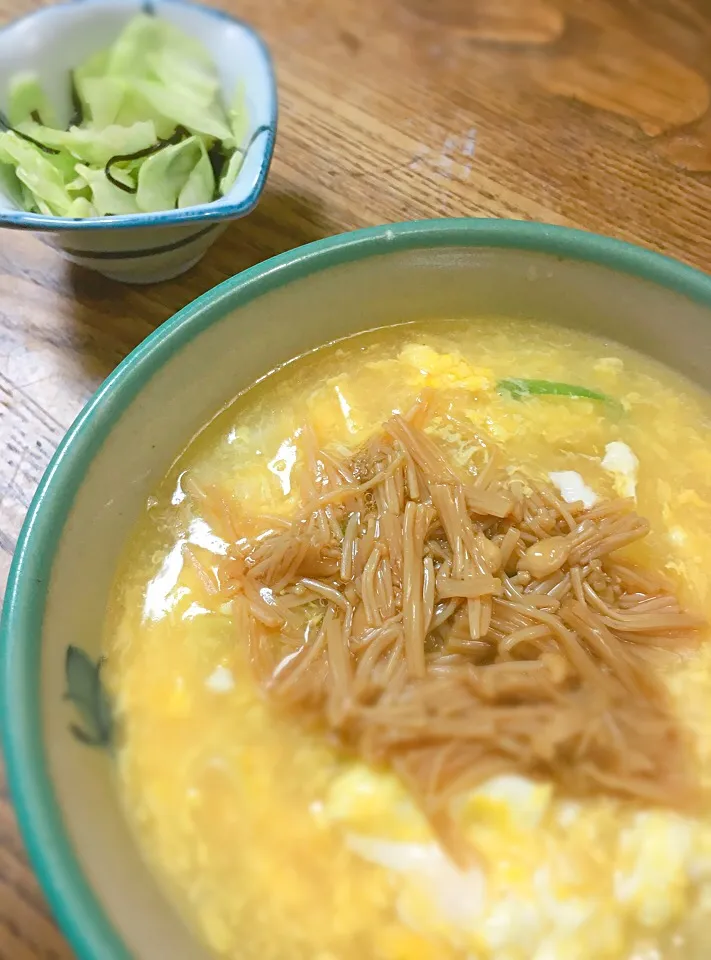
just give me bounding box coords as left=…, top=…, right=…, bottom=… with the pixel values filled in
left=519, top=536, right=570, bottom=579
left=194, top=397, right=705, bottom=859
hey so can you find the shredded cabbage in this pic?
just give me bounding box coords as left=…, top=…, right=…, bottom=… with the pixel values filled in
left=73, top=163, right=141, bottom=216
left=136, top=136, right=205, bottom=212
left=13, top=119, right=159, bottom=166
left=177, top=140, right=215, bottom=209
left=0, top=132, right=76, bottom=215
left=8, top=72, right=58, bottom=128
left=0, top=14, right=251, bottom=218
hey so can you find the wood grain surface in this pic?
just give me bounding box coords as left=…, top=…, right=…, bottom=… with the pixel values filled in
left=1, top=0, right=711, bottom=955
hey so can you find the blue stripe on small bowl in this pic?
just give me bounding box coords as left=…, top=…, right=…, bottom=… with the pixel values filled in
left=56, top=223, right=220, bottom=260
left=46, top=222, right=229, bottom=283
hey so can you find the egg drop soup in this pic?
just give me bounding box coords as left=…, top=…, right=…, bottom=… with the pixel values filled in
left=104, top=319, right=711, bottom=960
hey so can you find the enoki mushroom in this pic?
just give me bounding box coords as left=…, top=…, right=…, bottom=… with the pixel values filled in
left=204, top=398, right=704, bottom=859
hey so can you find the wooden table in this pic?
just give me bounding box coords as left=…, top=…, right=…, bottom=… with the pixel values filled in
left=1, top=0, right=710, bottom=955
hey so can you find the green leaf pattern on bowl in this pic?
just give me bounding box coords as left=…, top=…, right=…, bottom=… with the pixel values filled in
left=64, top=645, right=112, bottom=748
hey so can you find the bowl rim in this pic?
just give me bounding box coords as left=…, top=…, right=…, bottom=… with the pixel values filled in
left=0, top=0, right=277, bottom=232
left=4, top=217, right=711, bottom=960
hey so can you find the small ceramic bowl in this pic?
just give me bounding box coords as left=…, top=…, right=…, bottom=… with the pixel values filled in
left=0, top=0, right=277, bottom=283
left=4, top=219, right=711, bottom=959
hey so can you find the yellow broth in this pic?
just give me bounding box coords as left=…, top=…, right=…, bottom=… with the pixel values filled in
left=104, top=319, right=711, bottom=960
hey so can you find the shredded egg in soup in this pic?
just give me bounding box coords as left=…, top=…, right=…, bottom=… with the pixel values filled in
left=104, top=319, right=711, bottom=960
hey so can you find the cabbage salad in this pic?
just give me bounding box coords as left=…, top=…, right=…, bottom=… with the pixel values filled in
left=0, top=15, right=250, bottom=217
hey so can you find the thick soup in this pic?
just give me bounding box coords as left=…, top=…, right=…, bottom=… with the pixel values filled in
left=104, top=319, right=711, bottom=960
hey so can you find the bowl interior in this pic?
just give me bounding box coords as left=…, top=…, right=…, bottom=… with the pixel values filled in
left=0, top=0, right=276, bottom=227
left=7, top=224, right=711, bottom=960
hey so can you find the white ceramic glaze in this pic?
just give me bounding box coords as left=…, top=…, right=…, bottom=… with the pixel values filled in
left=4, top=221, right=711, bottom=960
left=0, top=0, right=276, bottom=283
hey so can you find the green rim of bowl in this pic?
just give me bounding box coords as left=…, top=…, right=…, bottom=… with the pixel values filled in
left=3, top=217, right=711, bottom=960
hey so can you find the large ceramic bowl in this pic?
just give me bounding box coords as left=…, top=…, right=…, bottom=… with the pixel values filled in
left=3, top=219, right=711, bottom=960
left=0, top=0, right=277, bottom=283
